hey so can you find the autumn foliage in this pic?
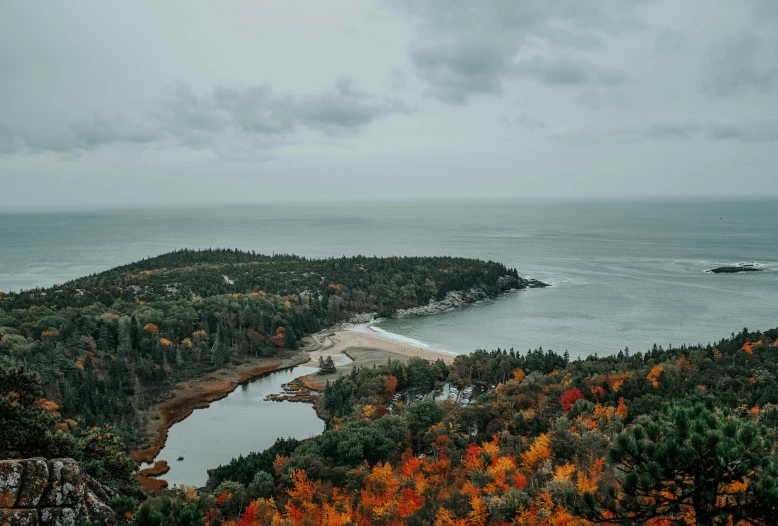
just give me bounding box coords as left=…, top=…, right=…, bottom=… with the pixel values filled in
left=646, top=364, right=664, bottom=388
left=187, top=328, right=778, bottom=525
left=560, top=386, right=584, bottom=411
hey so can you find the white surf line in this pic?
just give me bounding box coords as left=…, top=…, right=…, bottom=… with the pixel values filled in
left=353, top=321, right=460, bottom=358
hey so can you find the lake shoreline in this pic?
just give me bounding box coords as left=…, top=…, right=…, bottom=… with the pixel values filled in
left=274, top=330, right=459, bottom=420
left=132, top=315, right=462, bottom=490
left=132, top=351, right=311, bottom=490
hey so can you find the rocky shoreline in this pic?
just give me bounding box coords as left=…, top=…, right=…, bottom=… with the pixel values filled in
left=343, top=275, right=548, bottom=322
left=394, top=275, right=548, bottom=318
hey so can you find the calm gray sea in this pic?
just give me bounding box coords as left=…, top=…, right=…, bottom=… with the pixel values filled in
left=2, top=199, right=777, bottom=358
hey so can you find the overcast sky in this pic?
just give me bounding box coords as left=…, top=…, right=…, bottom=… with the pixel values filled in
left=1, top=0, right=777, bottom=209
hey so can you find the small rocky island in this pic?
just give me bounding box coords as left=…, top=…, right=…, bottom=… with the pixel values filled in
left=708, top=263, right=763, bottom=274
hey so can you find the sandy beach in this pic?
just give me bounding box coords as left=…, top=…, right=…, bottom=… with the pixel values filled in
left=306, top=325, right=456, bottom=366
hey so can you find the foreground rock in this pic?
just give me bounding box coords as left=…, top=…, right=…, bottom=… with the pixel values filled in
left=0, top=458, right=116, bottom=526
left=709, top=264, right=763, bottom=274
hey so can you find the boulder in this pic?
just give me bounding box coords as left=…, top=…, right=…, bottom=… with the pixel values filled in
left=83, top=474, right=114, bottom=505
left=39, top=507, right=77, bottom=526
left=40, top=459, right=84, bottom=507
left=0, top=458, right=116, bottom=525
left=84, top=490, right=117, bottom=526
left=17, top=458, right=49, bottom=507
left=0, top=508, right=39, bottom=526
left=0, top=460, right=23, bottom=507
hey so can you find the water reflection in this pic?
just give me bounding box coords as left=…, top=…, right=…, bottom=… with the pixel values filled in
left=153, top=365, right=324, bottom=487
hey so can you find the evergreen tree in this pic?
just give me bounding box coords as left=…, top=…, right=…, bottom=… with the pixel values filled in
left=318, top=355, right=336, bottom=375
left=129, top=315, right=140, bottom=350
left=118, top=316, right=132, bottom=357
left=324, top=356, right=336, bottom=373
left=0, top=367, right=58, bottom=458
left=580, top=402, right=778, bottom=525
left=284, top=327, right=298, bottom=349
left=133, top=374, right=145, bottom=408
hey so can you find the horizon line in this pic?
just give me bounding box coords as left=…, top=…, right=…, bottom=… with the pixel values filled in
left=2, top=194, right=778, bottom=214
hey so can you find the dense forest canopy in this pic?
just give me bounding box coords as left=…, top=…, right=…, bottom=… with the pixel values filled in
left=2, top=249, right=522, bottom=311
left=0, top=249, right=523, bottom=451
left=193, top=327, right=778, bottom=526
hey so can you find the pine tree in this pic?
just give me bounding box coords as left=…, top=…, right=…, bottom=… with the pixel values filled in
left=133, top=375, right=145, bottom=408
left=580, top=402, right=778, bottom=525
left=318, top=356, right=336, bottom=375
left=129, top=315, right=140, bottom=349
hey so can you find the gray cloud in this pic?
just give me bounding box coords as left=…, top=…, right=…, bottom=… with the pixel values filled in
left=707, top=120, right=778, bottom=142
left=411, top=40, right=514, bottom=103
left=1, top=80, right=411, bottom=156
left=0, top=114, right=163, bottom=156
left=2, top=0, right=778, bottom=205
left=577, top=90, right=630, bottom=109
left=653, top=29, right=686, bottom=54
left=643, top=122, right=700, bottom=140
left=0, top=120, right=22, bottom=154
left=703, top=33, right=778, bottom=96
left=160, top=85, right=229, bottom=134
left=554, top=119, right=778, bottom=144
left=502, top=113, right=547, bottom=132
left=750, top=0, right=778, bottom=22
left=211, top=79, right=411, bottom=136
left=397, top=0, right=651, bottom=104
left=512, top=57, right=627, bottom=87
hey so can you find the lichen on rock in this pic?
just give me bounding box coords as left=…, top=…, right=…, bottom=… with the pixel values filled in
left=0, top=458, right=116, bottom=526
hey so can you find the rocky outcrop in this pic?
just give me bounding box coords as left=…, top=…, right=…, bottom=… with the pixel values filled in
left=708, top=264, right=763, bottom=274
left=343, top=275, right=548, bottom=322
left=346, top=312, right=377, bottom=324
left=394, top=276, right=549, bottom=318
left=394, top=287, right=491, bottom=317
left=0, top=458, right=116, bottom=526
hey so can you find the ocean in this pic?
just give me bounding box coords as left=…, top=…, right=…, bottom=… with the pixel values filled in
left=2, top=199, right=777, bottom=358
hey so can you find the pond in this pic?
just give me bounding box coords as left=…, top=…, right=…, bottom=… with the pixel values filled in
left=150, top=365, right=325, bottom=488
